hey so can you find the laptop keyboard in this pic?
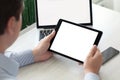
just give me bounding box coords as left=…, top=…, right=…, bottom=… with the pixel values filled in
left=39, top=29, right=53, bottom=40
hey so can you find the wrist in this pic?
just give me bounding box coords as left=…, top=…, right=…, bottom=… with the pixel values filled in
left=84, top=69, right=99, bottom=75
left=32, top=49, right=53, bottom=62
left=84, top=72, right=100, bottom=80
left=32, top=49, right=41, bottom=62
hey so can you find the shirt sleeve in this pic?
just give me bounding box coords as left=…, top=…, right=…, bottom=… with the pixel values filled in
left=9, top=50, right=34, bottom=67
left=84, top=72, right=100, bottom=80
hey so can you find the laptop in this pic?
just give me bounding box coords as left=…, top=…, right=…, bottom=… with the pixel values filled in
left=35, top=0, right=93, bottom=40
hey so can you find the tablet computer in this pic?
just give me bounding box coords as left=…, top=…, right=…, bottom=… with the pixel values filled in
left=49, top=19, right=103, bottom=63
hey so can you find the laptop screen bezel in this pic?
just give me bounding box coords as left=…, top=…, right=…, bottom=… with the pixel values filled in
left=35, top=0, right=93, bottom=28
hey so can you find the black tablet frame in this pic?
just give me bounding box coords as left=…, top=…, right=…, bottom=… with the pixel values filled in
left=49, top=19, right=102, bottom=63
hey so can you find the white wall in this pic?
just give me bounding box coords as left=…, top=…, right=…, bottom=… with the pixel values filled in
left=92, top=0, right=101, bottom=3
left=102, top=0, right=113, bottom=9
left=113, top=0, right=120, bottom=12
left=93, top=0, right=120, bottom=12
left=92, top=0, right=113, bottom=9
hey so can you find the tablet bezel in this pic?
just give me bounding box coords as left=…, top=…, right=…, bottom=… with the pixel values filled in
left=49, top=19, right=103, bottom=63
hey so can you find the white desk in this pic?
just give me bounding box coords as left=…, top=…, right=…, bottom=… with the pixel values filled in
left=8, top=4, right=120, bottom=80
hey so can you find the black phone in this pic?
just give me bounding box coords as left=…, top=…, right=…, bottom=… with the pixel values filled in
left=102, top=47, right=119, bottom=64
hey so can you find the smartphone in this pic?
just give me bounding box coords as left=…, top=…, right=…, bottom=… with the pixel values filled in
left=102, top=47, right=119, bottom=64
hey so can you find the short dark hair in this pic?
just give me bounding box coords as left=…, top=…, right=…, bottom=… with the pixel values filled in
left=0, top=0, right=23, bottom=35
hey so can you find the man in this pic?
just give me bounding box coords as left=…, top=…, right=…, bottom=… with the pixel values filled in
left=0, top=0, right=102, bottom=80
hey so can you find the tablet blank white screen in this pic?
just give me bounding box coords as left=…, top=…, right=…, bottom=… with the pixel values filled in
left=50, top=22, right=98, bottom=62
left=37, top=0, right=91, bottom=26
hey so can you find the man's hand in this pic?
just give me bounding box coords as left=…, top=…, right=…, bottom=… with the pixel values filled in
left=32, top=30, right=55, bottom=62
left=83, top=45, right=103, bottom=74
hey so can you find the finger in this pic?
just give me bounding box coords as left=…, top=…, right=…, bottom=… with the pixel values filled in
left=94, top=49, right=102, bottom=59
left=78, top=62, right=83, bottom=65
left=94, top=49, right=103, bottom=64
left=87, top=45, right=97, bottom=57
left=46, top=30, right=55, bottom=41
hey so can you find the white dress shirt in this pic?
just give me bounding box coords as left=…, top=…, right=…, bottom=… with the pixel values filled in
left=0, top=53, right=19, bottom=80
left=84, top=72, right=100, bottom=80
left=0, top=50, right=34, bottom=80
left=0, top=50, right=100, bottom=80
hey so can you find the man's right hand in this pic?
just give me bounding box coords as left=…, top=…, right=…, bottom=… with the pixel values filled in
left=83, top=45, right=103, bottom=74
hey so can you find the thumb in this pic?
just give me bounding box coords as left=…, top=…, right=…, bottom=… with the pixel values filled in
left=87, top=45, right=97, bottom=58
left=46, top=30, right=56, bottom=41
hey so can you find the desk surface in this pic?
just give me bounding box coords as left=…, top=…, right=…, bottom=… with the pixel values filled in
left=8, top=4, right=120, bottom=80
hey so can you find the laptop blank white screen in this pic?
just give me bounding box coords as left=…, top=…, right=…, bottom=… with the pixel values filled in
left=50, top=21, right=98, bottom=62
left=36, top=0, right=92, bottom=26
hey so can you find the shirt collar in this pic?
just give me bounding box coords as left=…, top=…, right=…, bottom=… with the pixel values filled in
left=0, top=53, right=19, bottom=76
